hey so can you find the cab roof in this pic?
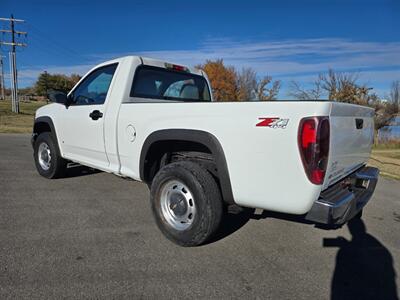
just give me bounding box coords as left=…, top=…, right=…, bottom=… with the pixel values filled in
left=100, top=55, right=203, bottom=76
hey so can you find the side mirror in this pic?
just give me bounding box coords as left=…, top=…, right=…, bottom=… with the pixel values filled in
left=47, top=90, right=68, bottom=105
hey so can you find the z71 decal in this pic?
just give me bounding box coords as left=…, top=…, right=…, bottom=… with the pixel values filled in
left=256, top=117, right=289, bottom=128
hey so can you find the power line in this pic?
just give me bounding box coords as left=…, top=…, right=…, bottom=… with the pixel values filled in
left=26, top=23, right=89, bottom=62
left=0, top=14, right=27, bottom=113
left=26, top=33, right=82, bottom=64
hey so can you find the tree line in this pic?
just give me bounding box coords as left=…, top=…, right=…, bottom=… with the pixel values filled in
left=198, top=59, right=399, bottom=130
left=11, top=59, right=400, bottom=129
left=288, top=70, right=400, bottom=130
left=13, top=72, right=82, bottom=97
left=197, top=59, right=281, bottom=101
left=35, top=72, right=82, bottom=96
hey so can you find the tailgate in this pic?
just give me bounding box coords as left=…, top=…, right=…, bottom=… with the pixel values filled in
left=323, top=102, right=375, bottom=189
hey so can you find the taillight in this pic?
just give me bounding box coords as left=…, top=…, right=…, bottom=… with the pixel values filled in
left=298, top=116, right=330, bottom=185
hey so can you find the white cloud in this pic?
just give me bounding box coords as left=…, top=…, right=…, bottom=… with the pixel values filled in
left=18, top=64, right=94, bottom=81
left=16, top=37, right=400, bottom=97
left=135, top=38, right=400, bottom=76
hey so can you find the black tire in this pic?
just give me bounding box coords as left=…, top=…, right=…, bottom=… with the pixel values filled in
left=34, top=132, right=67, bottom=179
left=355, top=209, right=363, bottom=219
left=150, top=161, right=223, bottom=246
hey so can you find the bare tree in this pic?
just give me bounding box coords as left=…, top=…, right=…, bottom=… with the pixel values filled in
left=236, top=68, right=280, bottom=101
left=199, top=60, right=280, bottom=101
left=236, top=67, right=257, bottom=100
left=318, top=69, right=368, bottom=104
left=288, top=80, right=322, bottom=100
left=290, top=69, right=377, bottom=105
left=376, top=80, right=400, bottom=130
left=256, top=76, right=281, bottom=101
left=287, top=69, right=400, bottom=133
left=389, top=80, right=400, bottom=114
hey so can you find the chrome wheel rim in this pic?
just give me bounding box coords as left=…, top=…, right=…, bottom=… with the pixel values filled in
left=159, top=180, right=196, bottom=231
left=38, top=142, right=51, bottom=171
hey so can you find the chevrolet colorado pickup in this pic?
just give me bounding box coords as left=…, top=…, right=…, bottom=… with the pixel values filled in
left=32, top=56, right=379, bottom=246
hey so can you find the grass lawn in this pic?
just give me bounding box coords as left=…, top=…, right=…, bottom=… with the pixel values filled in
left=0, top=100, right=47, bottom=133
left=369, top=149, right=400, bottom=180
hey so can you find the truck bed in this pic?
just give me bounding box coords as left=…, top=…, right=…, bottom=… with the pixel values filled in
left=116, top=100, right=374, bottom=214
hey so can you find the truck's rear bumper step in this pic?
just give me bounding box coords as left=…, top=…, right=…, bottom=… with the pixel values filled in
left=305, top=166, right=379, bottom=225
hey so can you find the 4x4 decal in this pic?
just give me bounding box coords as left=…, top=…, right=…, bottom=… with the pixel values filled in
left=256, top=117, right=289, bottom=128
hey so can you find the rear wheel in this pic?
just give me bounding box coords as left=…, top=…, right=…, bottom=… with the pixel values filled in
left=150, top=161, right=223, bottom=246
left=34, top=132, right=67, bottom=179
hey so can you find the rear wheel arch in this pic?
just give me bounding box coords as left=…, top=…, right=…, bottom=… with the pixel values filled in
left=140, top=129, right=234, bottom=204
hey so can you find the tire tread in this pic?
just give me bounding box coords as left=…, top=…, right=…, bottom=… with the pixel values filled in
left=150, top=161, right=222, bottom=246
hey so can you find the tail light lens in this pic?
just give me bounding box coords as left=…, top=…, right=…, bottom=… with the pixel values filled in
left=298, top=116, right=330, bottom=185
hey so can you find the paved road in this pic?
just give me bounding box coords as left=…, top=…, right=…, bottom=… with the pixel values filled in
left=1, top=134, right=399, bottom=299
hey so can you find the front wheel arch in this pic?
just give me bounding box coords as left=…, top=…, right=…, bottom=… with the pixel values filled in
left=32, top=117, right=61, bottom=151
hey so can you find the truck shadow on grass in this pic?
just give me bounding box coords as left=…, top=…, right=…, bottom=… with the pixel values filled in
left=325, top=218, right=398, bottom=300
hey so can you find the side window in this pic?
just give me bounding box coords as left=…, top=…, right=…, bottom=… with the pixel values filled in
left=71, top=64, right=118, bottom=105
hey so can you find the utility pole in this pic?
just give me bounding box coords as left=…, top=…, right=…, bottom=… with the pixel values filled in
left=0, top=55, right=5, bottom=100
left=0, top=14, right=27, bottom=113
left=43, top=70, right=48, bottom=103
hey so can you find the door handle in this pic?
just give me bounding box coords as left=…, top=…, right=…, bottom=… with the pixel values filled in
left=89, top=110, right=103, bottom=120
left=355, top=118, right=363, bottom=129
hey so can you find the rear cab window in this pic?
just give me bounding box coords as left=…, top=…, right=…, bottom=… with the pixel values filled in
left=130, top=65, right=211, bottom=102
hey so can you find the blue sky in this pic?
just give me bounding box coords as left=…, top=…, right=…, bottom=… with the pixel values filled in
left=2, top=0, right=399, bottom=98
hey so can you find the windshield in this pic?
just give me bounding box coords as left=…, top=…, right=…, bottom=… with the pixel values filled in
left=130, top=66, right=211, bottom=102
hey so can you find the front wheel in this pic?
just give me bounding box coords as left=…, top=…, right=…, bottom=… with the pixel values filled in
left=34, top=132, right=67, bottom=179
left=150, top=161, right=223, bottom=246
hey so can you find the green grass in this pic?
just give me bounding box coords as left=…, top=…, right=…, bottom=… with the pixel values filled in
left=372, top=141, right=400, bottom=150
left=0, top=100, right=47, bottom=133
left=376, top=152, right=400, bottom=160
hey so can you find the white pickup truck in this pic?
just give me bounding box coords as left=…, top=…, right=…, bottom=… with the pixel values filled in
left=32, top=56, right=379, bottom=246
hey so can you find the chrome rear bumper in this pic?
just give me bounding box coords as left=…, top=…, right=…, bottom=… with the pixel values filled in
left=305, top=166, right=379, bottom=225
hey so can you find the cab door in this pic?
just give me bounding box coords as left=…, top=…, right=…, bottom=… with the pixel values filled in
left=59, top=63, right=118, bottom=169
